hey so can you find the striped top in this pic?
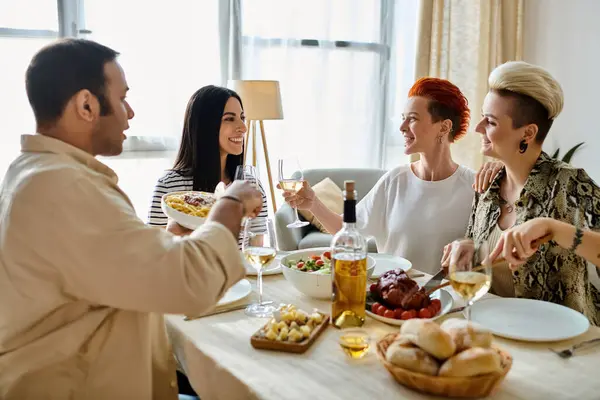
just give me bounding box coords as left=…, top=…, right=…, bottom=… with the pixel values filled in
left=147, top=170, right=268, bottom=249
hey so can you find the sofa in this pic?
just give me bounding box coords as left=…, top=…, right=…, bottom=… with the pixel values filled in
left=274, top=168, right=387, bottom=251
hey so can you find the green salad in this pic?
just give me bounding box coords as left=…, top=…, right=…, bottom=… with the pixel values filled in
left=287, top=251, right=332, bottom=274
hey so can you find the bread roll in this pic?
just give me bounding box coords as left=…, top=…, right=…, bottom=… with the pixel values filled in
left=440, top=318, right=493, bottom=352
left=439, top=347, right=502, bottom=377
left=400, top=319, right=456, bottom=360
left=386, top=340, right=439, bottom=376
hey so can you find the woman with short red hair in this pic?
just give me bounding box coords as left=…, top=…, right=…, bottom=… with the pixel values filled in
left=283, top=78, right=492, bottom=274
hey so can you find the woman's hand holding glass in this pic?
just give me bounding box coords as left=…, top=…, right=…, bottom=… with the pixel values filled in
left=278, top=180, right=316, bottom=211
left=277, top=157, right=310, bottom=228
left=446, top=239, right=492, bottom=321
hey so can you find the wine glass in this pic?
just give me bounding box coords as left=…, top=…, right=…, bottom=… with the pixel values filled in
left=234, top=165, right=259, bottom=236
left=277, top=157, right=309, bottom=228
left=242, top=217, right=278, bottom=317
left=235, top=165, right=258, bottom=184
left=448, top=239, right=492, bottom=321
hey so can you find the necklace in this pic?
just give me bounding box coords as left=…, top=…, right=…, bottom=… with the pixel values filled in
left=499, top=196, right=515, bottom=213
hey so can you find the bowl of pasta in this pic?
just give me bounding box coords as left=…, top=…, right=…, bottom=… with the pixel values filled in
left=161, top=191, right=217, bottom=230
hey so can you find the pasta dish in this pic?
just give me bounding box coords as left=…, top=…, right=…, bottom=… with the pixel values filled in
left=164, top=192, right=216, bottom=218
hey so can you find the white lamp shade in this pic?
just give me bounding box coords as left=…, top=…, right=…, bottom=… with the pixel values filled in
left=227, top=80, right=284, bottom=120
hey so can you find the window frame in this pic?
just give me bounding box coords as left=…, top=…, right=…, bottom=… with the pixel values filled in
left=2, top=0, right=398, bottom=162
left=235, top=0, right=395, bottom=168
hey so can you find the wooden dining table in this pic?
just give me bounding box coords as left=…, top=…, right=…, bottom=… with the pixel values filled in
left=165, top=268, right=600, bottom=400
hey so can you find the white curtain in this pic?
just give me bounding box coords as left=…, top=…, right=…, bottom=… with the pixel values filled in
left=239, top=0, right=422, bottom=170
left=236, top=0, right=419, bottom=210
left=1, top=0, right=420, bottom=218
left=0, top=0, right=59, bottom=180
left=83, top=0, right=226, bottom=217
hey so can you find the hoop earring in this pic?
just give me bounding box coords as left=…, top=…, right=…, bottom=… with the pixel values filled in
left=519, top=140, right=528, bottom=154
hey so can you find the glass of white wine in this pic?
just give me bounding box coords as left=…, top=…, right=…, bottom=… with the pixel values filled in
left=448, top=239, right=492, bottom=321
left=242, top=217, right=278, bottom=317
left=234, top=165, right=260, bottom=236
left=277, top=157, right=309, bottom=228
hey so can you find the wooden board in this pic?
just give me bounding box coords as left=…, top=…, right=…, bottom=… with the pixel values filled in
left=250, top=313, right=330, bottom=354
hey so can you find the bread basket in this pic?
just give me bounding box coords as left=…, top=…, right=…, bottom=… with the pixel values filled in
left=376, top=333, right=512, bottom=398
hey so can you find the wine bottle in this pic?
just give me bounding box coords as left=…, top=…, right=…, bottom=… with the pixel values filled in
left=331, top=180, right=368, bottom=328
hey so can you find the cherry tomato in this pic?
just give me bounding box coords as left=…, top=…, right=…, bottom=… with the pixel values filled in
left=315, top=260, right=324, bottom=266
left=296, top=262, right=305, bottom=269
left=323, top=251, right=331, bottom=260
left=310, top=255, right=321, bottom=261
left=407, top=309, right=418, bottom=319
left=376, top=306, right=387, bottom=316
left=400, top=311, right=412, bottom=320
left=371, top=302, right=382, bottom=314
left=418, top=308, right=432, bottom=319
left=428, top=304, right=437, bottom=316
left=394, top=308, right=404, bottom=319
left=383, top=309, right=395, bottom=319
left=431, top=299, right=442, bottom=312
left=369, top=283, right=377, bottom=293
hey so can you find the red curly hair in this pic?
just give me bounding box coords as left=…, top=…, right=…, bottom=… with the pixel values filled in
left=408, top=77, right=470, bottom=142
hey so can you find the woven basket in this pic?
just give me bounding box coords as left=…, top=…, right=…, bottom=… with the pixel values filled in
left=376, top=333, right=513, bottom=398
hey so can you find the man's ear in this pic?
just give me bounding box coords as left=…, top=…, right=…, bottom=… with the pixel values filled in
left=73, top=89, right=99, bottom=122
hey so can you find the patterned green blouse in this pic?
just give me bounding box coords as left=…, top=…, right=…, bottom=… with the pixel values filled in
left=467, top=151, right=600, bottom=326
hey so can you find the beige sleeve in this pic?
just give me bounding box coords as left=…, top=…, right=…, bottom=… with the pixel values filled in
left=13, top=172, right=245, bottom=316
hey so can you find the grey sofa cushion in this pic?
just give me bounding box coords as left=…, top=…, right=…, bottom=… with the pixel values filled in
left=299, top=231, right=378, bottom=252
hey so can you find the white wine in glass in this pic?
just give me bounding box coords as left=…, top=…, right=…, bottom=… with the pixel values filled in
left=234, top=164, right=259, bottom=236
left=242, top=217, right=277, bottom=317
left=448, top=239, right=492, bottom=321
left=277, top=157, right=309, bottom=228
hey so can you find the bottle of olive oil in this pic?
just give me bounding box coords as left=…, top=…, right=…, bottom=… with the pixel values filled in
left=331, top=180, right=368, bottom=328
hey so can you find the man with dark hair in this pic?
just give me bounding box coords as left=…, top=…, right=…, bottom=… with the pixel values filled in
left=0, top=38, right=262, bottom=399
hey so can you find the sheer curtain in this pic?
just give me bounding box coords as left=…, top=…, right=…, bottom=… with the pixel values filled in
left=414, top=0, right=523, bottom=169
left=0, top=0, right=59, bottom=180
left=1, top=1, right=420, bottom=217
left=82, top=0, right=225, bottom=216
left=236, top=0, right=419, bottom=210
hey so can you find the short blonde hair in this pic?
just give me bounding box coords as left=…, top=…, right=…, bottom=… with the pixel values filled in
left=488, top=61, right=564, bottom=120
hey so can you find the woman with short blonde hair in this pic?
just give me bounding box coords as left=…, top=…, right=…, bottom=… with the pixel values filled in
left=445, top=61, right=600, bottom=325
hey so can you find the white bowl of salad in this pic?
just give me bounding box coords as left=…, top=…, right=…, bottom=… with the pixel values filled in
left=280, top=247, right=376, bottom=299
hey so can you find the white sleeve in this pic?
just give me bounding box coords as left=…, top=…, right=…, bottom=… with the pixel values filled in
left=355, top=174, right=387, bottom=239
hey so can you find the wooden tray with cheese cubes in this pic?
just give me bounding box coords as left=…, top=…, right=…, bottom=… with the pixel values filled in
left=250, top=304, right=329, bottom=354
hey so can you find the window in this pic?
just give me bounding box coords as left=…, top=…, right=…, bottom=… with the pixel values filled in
left=0, top=1, right=59, bottom=178
left=0, top=1, right=418, bottom=217
left=83, top=0, right=223, bottom=151
left=239, top=0, right=390, bottom=172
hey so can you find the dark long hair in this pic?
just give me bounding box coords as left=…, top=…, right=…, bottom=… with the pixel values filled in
left=172, top=85, right=244, bottom=192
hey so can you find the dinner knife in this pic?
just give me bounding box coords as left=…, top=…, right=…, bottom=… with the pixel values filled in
left=422, top=269, right=447, bottom=292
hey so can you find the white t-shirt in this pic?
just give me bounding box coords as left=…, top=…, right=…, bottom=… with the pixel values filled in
left=356, top=164, right=476, bottom=275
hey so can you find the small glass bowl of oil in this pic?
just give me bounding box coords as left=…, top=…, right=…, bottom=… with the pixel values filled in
left=338, top=328, right=371, bottom=359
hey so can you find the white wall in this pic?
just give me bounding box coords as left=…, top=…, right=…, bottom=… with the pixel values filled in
left=523, top=0, right=600, bottom=183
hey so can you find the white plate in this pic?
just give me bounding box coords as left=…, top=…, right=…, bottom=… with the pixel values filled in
left=366, top=289, right=454, bottom=326
left=161, top=191, right=213, bottom=230
left=470, top=298, right=590, bottom=342
left=217, top=279, right=252, bottom=306
left=244, top=254, right=283, bottom=276
left=369, top=253, right=412, bottom=278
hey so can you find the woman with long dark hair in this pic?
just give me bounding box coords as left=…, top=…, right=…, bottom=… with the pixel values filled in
left=148, top=85, right=268, bottom=247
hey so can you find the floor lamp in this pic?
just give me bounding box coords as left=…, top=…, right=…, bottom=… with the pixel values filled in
left=227, top=80, right=283, bottom=212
